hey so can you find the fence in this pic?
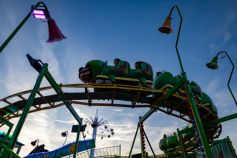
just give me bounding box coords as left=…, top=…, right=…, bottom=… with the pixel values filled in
left=63, top=145, right=121, bottom=158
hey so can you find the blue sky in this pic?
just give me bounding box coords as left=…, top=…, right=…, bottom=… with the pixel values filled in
left=0, top=0, right=237, bottom=156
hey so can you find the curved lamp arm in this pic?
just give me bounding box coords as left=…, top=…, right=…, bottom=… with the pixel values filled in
left=217, top=51, right=237, bottom=106
left=169, top=5, right=185, bottom=74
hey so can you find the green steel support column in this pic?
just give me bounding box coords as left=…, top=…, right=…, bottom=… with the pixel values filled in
left=182, top=74, right=212, bottom=157
left=44, top=70, right=82, bottom=125
left=9, top=64, right=47, bottom=149
left=128, top=123, right=140, bottom=158
left=216, top=113, right=237, bottom=123
left=27, top=54, right=82, bottom=126
left=207, top=112, right=237, bottom=127
left=27, top=54, right=84, bottom=157
left=160, top=5, right=212, bottom=158
left=177, top=128, right=186, bottom=158
left=0, top=1, right=47, bottom=54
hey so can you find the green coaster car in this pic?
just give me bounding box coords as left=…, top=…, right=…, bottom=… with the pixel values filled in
left=79, top=59, right=153, bottom=87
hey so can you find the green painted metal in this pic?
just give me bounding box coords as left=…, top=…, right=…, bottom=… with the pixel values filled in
left=210, top=137, right=237, bottom=158
left=159, top=133, right=179, bottom=151
left=162, top=5, right=212, bottom=157
left=139, top=79, right=182, bottom=123
left=152, top=71, right=179, bottom=89
left=79, top=59, right=153, bottom=85
left=0, top=116, right=13, bottom=137
left=128, top=123, right=140, bottom=158
left=201, top=92, right=217, bottom=114
left=177, top=128, right=187, bottom=158
left=27, top=55, right=84, bottom=158
left=10, top=64, right=47, bottom=149
left=159, top=126, right=197, bottom=157
left=170, top=5, right=185, bottom=74
left=207, top=113, right=237, bottom=127
left=0, top=143, right=20, bottom=158
left=44, top=70, right=82, bottom=125
left=218, top=51, right=236, bottom=106
left=183, top=74, right=212, bottom=157
left=0, top=1, right=48, bottom=54
left=227, top=136, right=237, bottom=157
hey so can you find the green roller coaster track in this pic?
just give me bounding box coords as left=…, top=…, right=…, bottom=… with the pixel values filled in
left=0, top=55, right=236, bottom=158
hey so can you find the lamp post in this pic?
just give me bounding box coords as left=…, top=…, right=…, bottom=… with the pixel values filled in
left=206, top=51, right=237, bottom=106
left=158, top=5, right=212, bottom=158
left=61, top=131, right=68, bottom=146
left=0, top=1, right=66, bottom=54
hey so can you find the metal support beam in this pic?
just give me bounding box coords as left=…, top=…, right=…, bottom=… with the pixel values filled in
left=0, top=116, right=13, bottom=137
left=27, top=54, right=84, bottom=157
left=128, top=123, right=140, bottom=158
left=139, top=80, right=182, bottom=123
left=207, top=113, right=237, bottom=127
left=27, top=54, right=83, bottom=125
left=182, top=73, right=212, bottom=158
left=44, top=70, right=82, bottom=125
left=10, top=64, right=47, bottom=149
left=177, top=128, right=187, bottom=158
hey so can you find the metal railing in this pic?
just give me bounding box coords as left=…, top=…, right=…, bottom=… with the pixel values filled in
left=63, top=145, right=121, bottom=158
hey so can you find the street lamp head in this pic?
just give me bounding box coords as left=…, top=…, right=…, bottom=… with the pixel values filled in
left=158, top=16, right=173, bottom=34
left=32, top=10, right=48, bottom=19
left=32, top=2, right=66, bottom=42
left=61, top=131, right=68, bottom=137
left=206, top=56, right=218, bottom=70
left=206, top=51, right=237, bottom=106
left=31, top=139, right=39, bottom=146
left=32, top=4, right=50, bottom=20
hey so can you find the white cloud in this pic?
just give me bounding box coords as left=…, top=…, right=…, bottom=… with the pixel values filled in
left=204, top=78, right=237, bottom=114
left=112, top=109, right=124, bottom=112
left=208, top=43, right=219, bottom=55
left=7, top=110, right=58, bottom=157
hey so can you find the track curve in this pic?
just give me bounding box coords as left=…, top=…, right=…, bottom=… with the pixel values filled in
left=0, top=83, right=221, bottom=156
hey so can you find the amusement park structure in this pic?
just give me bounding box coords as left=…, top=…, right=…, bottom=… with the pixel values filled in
left=0, top=2, right=237, bottom=158
left=84, top=109, right=114, bottom=158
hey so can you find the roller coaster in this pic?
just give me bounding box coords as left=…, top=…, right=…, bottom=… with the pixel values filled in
left=0, top=54, right=235, bottom=158
left=0, top=3, right=237, bottom=158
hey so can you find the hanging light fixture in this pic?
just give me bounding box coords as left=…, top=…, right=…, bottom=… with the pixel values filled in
left=206, top=51, right=237, bottom=106
left=206, top=56, right=219, bottom=69
left=31, top=139, right=39, bottom=146
left=0, top=1, right=66, bottom=54
left=158, top=15, right=173, bottom=34
left=32, top=2, right=66, bottom=42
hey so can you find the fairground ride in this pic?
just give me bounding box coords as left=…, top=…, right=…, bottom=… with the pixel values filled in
left=0, top=4, right=237, bottom=158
